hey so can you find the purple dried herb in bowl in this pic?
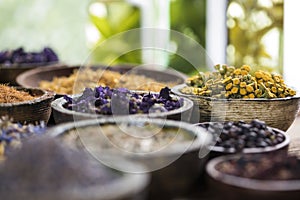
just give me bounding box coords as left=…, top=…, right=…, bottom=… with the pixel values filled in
left=51, top=86, right=194, bottom=124
left=0, top=47, right=60, bottom=85
left=0, top=47, right=59, bottom=66
left=63, top=86, right=183, bottom=115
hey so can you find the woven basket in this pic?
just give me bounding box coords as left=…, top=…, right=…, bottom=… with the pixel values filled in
left=172, top=84, right=300, bottom=131
left=0, top=87, right=55, bottom=124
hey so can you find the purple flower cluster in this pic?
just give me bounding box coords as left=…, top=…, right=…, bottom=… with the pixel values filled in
left=0, top=47, right=59, bottom=66
left=63, top=86, right=183, bottom=115
left=0, top=118, right=47, bottom=156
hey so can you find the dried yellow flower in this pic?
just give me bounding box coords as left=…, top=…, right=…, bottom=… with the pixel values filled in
left=226, top=83, right=233, bottom=90
left=255, top=71, right=263, bottom=79
left=233, top=69, right=241, bottom=75
left=241, top=70, right=248, bottom=76
left=271, top=87, right=277, bottom=94
left=240, top=82, right=247, bottom=88
left=240, top=88, right=247, bottom=95
left=231, top=87, right=239, bottom=94
left=241, top=65, right=251, bottom=72
left=290, top=89, right=296, bottom=96
left=248, top=93, right=255, bottom=98
left=246, top=85, right=254, bottom=93
left=232, top=78, right=240, bottom=85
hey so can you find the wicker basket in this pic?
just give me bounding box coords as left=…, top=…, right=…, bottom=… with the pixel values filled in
left=172, top=84, right=300, bottom=131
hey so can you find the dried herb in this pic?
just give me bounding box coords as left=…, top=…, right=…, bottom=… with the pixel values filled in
left=0, top=47, right=58, bottom=65
left=217, top=153, right=300, bottom=180
left=0, top=137, right=117, bottom=199
left=182, top=64, right=296, bottom=99
left=63, top=86, right=183, bottom=115
left=198, top=120, right=285, bottom=152
left=0, top=116, right=46, bottom=159
left=0, top=85, right=36, bottom=103
left=67, top=124, right=193, bottom=153
left=39, top=68, right=179, bottom=94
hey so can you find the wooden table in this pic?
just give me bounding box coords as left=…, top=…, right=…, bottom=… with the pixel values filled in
left=286, top=116, right=300, bottom=156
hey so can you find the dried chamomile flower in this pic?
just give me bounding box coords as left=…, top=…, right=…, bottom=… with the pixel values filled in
left=182, top=64, right=296, bottom=99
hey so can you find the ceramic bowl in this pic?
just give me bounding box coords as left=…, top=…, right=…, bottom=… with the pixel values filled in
left=206, top=154, right=300, bottom=200
left=51, top=91, right=194, bottom=124
left=196, top=122, right=290, bottom=159
left=172, top=84, right=300, bottom=131
left=0, top=87, right=55, bottom=124
left=16, top=64, right=187, bottom=97
left=0, top=62, right=60, bottom=85
left=47, top=117, right=212, bottom=199
left=0, top=136, right=150, bottom=200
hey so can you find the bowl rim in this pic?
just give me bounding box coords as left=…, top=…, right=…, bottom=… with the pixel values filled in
left=66, top=159, right=150, bottom=200
left=69, top=164, right=150, bottom=200
left=206, top=154, right=300, bottom=191
left=0, top=61, right=60, bottom=69
left=195, top=121, right=290, bottom=154
left=0, top=87, right=55, bottom=106
left=51, top=90, right=194, bottom=120
left=172, top=83, right=300, bottom=101
left=8, top=157, right=150, bottom=199
left=47, top=117, right=212, bottom=157
left=16, top=64, right=188, bottom=95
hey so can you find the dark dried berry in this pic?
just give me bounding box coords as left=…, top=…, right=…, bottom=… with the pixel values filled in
left=199, top=120, right=285, bottom=152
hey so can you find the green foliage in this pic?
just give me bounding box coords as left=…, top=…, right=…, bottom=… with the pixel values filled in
left=89, top=0, right=207, bottom=75
left=227, top=0, right=284, bottom=74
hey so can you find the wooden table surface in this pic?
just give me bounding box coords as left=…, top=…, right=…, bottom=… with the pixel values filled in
left=286, top=115, right=300, bottom=156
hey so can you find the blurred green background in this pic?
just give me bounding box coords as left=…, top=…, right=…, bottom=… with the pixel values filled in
left=0, top=0, right=283, bottom=75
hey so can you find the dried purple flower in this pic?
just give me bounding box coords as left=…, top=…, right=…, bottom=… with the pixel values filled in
left=0, top=47, right=59, bottom=65
left=0, top=117, right=47, bottom=157
left=63, top=86, right=183, bottom=115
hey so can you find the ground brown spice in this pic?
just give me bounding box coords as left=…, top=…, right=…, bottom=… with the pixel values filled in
left=0, top=85, right=35, bottom=103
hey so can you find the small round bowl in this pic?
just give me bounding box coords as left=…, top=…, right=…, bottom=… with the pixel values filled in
left=196, top=122, right=290, bottom=159
left=172, top=84, right=300, bottom=131
left=51, top=91, right=194, bottom=124
left=0, top=62, right=60, bottom=86
left=0, top=87, right=55, bottom=124
left=16, top=64, right=187, bottom=97
left=206, top=154, right=300, bottom=200
left=47, top=117, right=212, bottom=199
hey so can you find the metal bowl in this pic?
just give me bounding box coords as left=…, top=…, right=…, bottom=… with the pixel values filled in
left=47, top=117, right=212, bottom=199
left=172, top=84, right=300, bottom=131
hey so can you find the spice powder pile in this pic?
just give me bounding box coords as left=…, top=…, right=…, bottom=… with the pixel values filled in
left=0, top=85, right=35, bottom=103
